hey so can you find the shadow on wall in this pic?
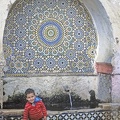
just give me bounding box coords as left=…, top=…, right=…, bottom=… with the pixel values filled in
left=3, top=90, right=102, bottom=110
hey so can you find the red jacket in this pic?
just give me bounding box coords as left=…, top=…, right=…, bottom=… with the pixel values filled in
left=23, top=101, right=47, bottom=120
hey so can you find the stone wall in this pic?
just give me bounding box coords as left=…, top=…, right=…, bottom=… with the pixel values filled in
left=3, top=75, right=111, bottom=103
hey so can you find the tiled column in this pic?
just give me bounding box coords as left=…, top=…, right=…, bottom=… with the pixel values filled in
left=95, top=62, right=113, bottom=102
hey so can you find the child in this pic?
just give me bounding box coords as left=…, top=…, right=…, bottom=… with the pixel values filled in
left=23, top=88, right=47, bottom=120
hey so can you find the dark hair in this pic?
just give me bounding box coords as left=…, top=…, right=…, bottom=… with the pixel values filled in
left=25, top=88, right=35, bottom=97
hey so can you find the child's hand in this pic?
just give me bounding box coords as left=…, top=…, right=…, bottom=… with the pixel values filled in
left=43, top=116, right=47, bottom=120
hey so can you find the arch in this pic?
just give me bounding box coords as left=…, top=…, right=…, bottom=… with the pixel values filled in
left=82, top=0, right=114, bottom=63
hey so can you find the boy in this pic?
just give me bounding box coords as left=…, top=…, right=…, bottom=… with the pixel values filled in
left=23, top=88, right=47, bottom=120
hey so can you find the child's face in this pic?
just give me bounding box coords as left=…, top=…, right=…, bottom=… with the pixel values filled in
left=26, top=93, right=36, bottom=103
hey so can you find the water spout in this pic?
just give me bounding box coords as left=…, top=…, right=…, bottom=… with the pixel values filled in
left=68, top=92, right=73, bottom=110
left=63, top=85, right=73, bottom=110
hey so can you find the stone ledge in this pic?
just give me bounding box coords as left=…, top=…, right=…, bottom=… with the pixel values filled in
left=99, top=103, right=120, bottom=110
left=1, top=108, right=120, bottom=120
left=2, top=104, right=120, bottom=116
left=0, top=108, right=103, bottom=116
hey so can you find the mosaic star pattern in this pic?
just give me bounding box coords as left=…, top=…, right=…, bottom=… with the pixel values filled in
left=3, top=0, right=97, bottom=76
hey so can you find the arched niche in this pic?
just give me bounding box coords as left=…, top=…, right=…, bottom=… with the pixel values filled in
left=3, top=0, right=98, bottom=76
left=0, top=0, right=115, bottom=103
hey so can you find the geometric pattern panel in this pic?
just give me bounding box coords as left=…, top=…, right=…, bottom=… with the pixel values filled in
left=3, top=0, right=97, bottom=76
left=2, top=110, right=120, bottom=120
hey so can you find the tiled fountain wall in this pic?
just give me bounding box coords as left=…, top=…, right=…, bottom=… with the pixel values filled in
left=1, top=0, right=113, bottom=104
left=3, top=0, right=99, bottom=103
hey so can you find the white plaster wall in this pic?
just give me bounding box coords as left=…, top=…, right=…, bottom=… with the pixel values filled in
left=112, top=75, right=120, bottom=103
left=82, top=0, right=114, bottom=63
left=100, top=0, right=120, bottom=47
left=0, top=0, right=14, bottom=54
left=101, top=0, right=120, bottom=36
left=100, top=0, right=120, bottom=103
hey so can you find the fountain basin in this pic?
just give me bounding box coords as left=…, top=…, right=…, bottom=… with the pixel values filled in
left=0, top=107, right=120, bottom=120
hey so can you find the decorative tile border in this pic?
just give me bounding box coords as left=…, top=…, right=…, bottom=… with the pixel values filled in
left=1, top=110, right=120, bottom=120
